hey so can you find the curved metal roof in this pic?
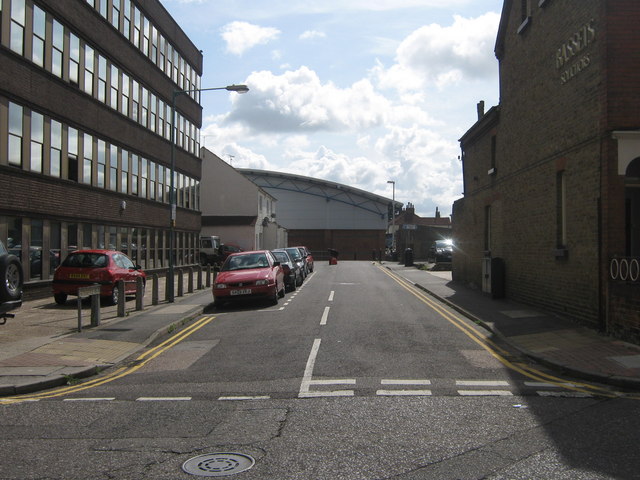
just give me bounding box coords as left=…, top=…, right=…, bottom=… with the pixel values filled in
left=238, top=168, right=402, bottom=218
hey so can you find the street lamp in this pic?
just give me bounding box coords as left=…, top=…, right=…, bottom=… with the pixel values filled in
left=387, top=180, right=396, bottom=255
left=168, top=84, right=249, bottom=302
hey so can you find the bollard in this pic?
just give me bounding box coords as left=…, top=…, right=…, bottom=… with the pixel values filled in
left=77, top=284, right=101, bottom=332
left=135, top=276, right=144, bottom=311
left=90, top=293, right=100, bottom=327
left=165, top=270, right=171, bottom=302
left=117, top=280, right=126, bottom=317
left=206, top=265, right=212, bottom=287
left=188, top=267, right=194, bottom=293
left=152, top=273, right=159, bottom=305
left=197, top=266, right=203, bottom=290
left=177, top=268, right=184, bottom=297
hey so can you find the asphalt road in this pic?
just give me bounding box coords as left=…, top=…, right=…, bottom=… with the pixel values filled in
left=1, top=262, right=639, bottom=479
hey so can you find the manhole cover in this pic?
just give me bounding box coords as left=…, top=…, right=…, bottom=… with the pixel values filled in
left=182, top=453, right=255, bottom=477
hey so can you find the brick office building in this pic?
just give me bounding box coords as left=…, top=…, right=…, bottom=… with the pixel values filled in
left=0, top=0, right=203, bottom=286
left=453, top=0, right=640, bottom=342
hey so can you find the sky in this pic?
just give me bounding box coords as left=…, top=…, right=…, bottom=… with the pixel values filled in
left=161, top=0, right=504, bottom=217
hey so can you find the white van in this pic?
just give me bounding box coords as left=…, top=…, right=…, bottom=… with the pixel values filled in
left=199, top=236, right=221, bottom=266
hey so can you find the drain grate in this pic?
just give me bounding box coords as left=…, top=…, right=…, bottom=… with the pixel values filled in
left=182, top=453, right=255, bottom=477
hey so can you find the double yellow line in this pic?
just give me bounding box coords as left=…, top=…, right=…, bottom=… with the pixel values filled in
left=379, top=266, right=634, bottom=399
left=0, top=315, right=215, bottom=405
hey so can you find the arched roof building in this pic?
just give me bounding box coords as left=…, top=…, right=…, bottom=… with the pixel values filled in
left=239, top=169, right=402, bottom=259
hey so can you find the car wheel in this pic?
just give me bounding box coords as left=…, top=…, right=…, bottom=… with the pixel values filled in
left=289, top=279, right=297, bottom=292
left=0, top=254, right=23, bottom=302
left=278, top=283, right=285, bottom=298
left=54, top=293, right=67, bottom=305
left=108, top=286, right=119, bottom=306
left=271, top=288, right=279, bottom=305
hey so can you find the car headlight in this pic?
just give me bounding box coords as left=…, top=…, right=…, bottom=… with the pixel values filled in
left=215, top=283, right=227, bottom=289
left=255, top=279, right=268, bottom=286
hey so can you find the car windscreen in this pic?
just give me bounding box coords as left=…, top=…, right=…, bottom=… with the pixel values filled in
left=223, top=253, right=269, bottom=271
left=62, top=253, right=109, bottom=268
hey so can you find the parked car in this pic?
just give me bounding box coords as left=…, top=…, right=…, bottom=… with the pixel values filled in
left=295, top=246, right=314, bottom=273
left=219, top=243, right=243, bottom=262
left=213, top=250, right=285, bottom=308
left=52, top=250, right=146, bottom=305
left=272, top=249, right=303, bottom=291
left=0, top=239, right=23, bottom=320
left=427, top=239, right=453, bottom=263
left=285, top=247, right=307, bottom=279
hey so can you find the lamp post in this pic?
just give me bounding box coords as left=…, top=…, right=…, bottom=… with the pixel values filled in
left=168, top=84, right=249, bottom=302
left=387, top=180, right=396, bottom=255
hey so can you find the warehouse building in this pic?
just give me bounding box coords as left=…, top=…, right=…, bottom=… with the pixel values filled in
left=240, top=169, right=401, bottom=260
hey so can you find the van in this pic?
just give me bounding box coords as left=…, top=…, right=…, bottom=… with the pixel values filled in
left=199, top=236, right=221, bottom=266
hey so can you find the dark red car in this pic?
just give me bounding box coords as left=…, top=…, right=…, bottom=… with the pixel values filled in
left=213, top=250, right=285, bottom=308
left=52, top=250, right=146, bottom=305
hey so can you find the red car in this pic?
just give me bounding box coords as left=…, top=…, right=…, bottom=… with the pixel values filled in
left=52, top=250, right=146, bottom=305
left=213, top=250, right=285, bottom=308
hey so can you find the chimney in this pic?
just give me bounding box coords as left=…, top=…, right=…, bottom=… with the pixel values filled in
left=477, top=100, right=485, bottom=119
left=435, top=206, right=440, bottom=218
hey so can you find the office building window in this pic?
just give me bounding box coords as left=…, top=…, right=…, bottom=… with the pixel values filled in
left=97, top=55, right=107, bottom=102
left=50, top=222, right=61, bottom=275
left=83, top=133, right=93, bottom=185
left=111, top=0, right=120, bottom=29
left=69, top=33, right=80, bottom=85
left=141, top=157, right=148, bottom=198
left=30, top=112, right=44, bottom=173
left=121, top=72, right=130, bottom=116
left=109, top=145, right=118, bottom=191
left=133, top=7, right=141, bottom=48
left=32, top=5, right=45, bottom=67
left=110, top=65, right=119, bottom=110
left=97, top=139, right=106, bottom=188
left=84, top=45, right=94, bottom=95
left=131, top=79, right=139, bottom=122
left=131, top=154, right=139, bottom=195
left=149, top=161, right=156, bottom=200
left=50, top=120, right=62, bottom=178
left=30, top=219, right=43, bottom=280
left=122, top=0, right=131, bottom=38
left=10, top=0, right=25, bottom=55
left=157, top=165, right=164, bottom=203
left=99, top=0, right=107, bottom=18
left=52, top=20, right=64, bottom=78
left=67, top=127, right=79, bottom=182
left=8, top=102, right=23, bottom=167
left=121, top=149, right=129, bottom=194
left=149, top=93, right=157, bottom=133
left=140, top=87, right=149, bottom=127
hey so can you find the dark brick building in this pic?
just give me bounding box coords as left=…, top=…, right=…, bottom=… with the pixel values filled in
left=0, top=0, right=203, bottom=284
left=453, top=0, right=640, bottom=343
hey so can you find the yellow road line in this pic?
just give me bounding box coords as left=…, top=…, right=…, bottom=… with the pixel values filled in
left=0, top=316, right=215, bottom=404
left=378, top=266, right=632, bottom=399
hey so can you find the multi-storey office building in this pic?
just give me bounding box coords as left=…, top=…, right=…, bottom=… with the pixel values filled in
left=0, top=0, right=203, bottom=285
left=453, top=0, right=640, bottom=343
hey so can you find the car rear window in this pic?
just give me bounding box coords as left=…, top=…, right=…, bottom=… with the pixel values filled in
left=273, top=252, right=288, bottom=263
left=62, top=253, right=108, bottom=268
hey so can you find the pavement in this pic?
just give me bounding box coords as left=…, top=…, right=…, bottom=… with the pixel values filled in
left=0, top=262, right=639, bottom=398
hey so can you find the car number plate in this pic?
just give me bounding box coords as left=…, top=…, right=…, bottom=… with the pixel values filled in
left=230, top=289, right=252, bottom=296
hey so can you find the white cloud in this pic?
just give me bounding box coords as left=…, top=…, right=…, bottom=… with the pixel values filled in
left=299, top=30, right=326, bottom=40
left=220, top=21, right=281, bottom=56
left=373, top=12, right=500, bottom=91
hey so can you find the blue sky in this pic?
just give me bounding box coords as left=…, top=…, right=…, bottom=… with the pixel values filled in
left=162, top=0, right=504, bottom=217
